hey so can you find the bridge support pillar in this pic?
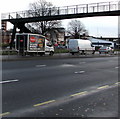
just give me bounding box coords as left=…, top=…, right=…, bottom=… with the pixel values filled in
left=10, top=24, right=17, bottom=49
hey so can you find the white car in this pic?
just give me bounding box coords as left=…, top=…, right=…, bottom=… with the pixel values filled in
left=99, top=46, right=114, bottom=54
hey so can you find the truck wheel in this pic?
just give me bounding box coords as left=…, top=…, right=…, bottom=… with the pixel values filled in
left=40, top=53, right=44, bottom=56
left=30, top=53, right=35, bottom=56
left=81, top=50, right=85, bottom=55
left=71, top=52, right=74, bottom=55
left=49, top=51, right=54, bottom=56
left=92, top=50, right=95, bottom=54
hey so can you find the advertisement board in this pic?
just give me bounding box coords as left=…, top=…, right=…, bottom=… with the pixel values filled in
left=29, top=35, right=45, bottom=51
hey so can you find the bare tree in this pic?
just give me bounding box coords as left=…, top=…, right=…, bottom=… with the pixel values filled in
left=67, top=20, right=88, bottom=39
left=27, top=0, right=61, bottom=35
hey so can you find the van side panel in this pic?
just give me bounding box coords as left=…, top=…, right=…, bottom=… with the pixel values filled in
left=28, top=34, right=45, bottom=52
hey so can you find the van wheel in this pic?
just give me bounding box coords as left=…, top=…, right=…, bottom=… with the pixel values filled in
left=71, top=53, right=74, bottom=55
left=81, top=50, right=85, bottom=55
left=30, top=53, right=34, bottom=56
left=49, top=51, right=54, bottom=56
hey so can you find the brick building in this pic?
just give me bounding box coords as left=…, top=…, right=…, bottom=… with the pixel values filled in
left=2, top=31, right=12, bottom=44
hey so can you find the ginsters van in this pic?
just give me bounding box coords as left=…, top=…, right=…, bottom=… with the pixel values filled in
left=15, top=33, right=54, bottom=56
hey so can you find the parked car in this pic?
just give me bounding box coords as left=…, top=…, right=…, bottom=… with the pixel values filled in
left=99, top=46, right=114, bottom=54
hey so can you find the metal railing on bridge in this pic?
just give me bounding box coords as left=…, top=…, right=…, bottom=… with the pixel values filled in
left=5, top=11, right=40, bottom=33
left=1, top=1, right=120, bottom=20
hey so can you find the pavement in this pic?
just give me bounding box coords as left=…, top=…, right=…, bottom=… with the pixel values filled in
left=0, top=51, right=119, bottom=61
left=1, top=53, right=70, bottom=61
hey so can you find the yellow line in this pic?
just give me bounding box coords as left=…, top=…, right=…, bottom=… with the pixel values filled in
left=97, top=85, right=109, bottom=89
left=70, top=91, right=87, bottom=97
left=0, top=112, right=10, bottom=116
left=34, top=100, right=55, bottom=107
left=115, top=82, right=120, bottom=85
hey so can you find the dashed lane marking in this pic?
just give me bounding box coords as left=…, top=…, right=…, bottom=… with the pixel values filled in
left=70, top=91, right=87, bottom=97
left=74, top=71, right=85, bottom=74
left=79, top=62, right=86, bottom=64
left=97, top=85, right=109, bottom=90
left=36, top=65, right=46, bottom=67
left=33, top=100, right=56, bottom=107
left=0, top=79, right=19, bottom=84
left=0, top=112, right=10, bottom=116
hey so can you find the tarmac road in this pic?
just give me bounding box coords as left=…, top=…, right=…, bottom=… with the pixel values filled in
left=1, top=56, right=119, bottom=118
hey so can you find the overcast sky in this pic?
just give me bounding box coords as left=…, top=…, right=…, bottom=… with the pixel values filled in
left=0, top=0, right=118, bottom=37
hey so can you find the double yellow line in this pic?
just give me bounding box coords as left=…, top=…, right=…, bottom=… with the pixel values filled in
left=70, top=91, right=87, bottom=97
left=34, top=100, right=55, bottom=107
left=97, top=82, right=120, bottom=90
left=1, top=82, right=119, bottom=116
left=97, top=85, right=109, bottom=90
left=0, top=112, right=10, bottom=116
left=115, top=82, right=120, bottom=85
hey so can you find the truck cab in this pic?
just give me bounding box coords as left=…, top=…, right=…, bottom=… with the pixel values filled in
left=45, top=40, right=54, bottom=56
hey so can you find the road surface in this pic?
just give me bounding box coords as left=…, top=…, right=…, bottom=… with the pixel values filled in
left=1, top=56, right=119, bottom=118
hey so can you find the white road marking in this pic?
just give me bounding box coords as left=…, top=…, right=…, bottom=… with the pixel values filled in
left=79, top=62, right=86, bottom=64
left=60, top=64, right=75, bottom=67
left=0, top=79, right=19, bottom=84
left=36, top=65, right=46, bottom=67
left=115, top=67, right=119, bottom=69
left=75, top=71, right=85, bottom=74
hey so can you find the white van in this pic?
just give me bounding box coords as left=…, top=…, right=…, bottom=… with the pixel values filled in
left=68, top=39, right=95, bottom=55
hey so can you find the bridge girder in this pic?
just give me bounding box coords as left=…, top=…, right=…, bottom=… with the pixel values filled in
left=2, top=10, right=120, bottom=24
